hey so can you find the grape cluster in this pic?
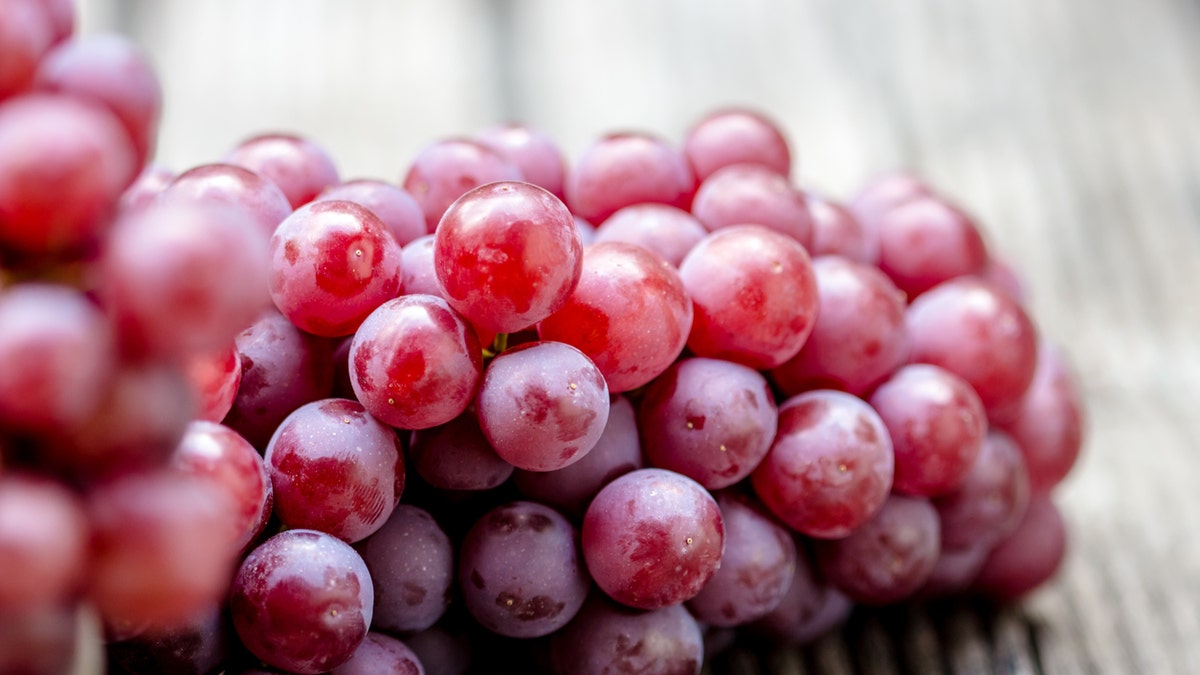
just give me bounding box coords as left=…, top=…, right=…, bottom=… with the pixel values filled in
left=0, top=2, right=1085, bottom=674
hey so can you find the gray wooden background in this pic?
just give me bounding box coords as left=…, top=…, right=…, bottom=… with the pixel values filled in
left=77, top=0, right=1200, bottom=673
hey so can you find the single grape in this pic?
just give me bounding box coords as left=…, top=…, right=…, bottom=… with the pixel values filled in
left=354, top=505, right=453, bottom=634
left=105, top=604, right=229, bottom=675
left=34, top=33, right=162, bottom=166
left=170, top=420, right=273, bottom=553
left=349, top=294, right=483, bottom=430
left=868, top=364, right=988, bottom=497
left=678, top=224, right=818, bottom=369
left=582, top=468, right=724, bottom=610
left=87, top=470, right=238, bottom=628
left=269, top=199, right=403, bottom=337
left=847, top=170, right=934, bottom=232
left=230, top=529, right=374, bottom=674
left=996, top=341, right=1086, bottom=496
left=513, top=393, right=642, bottom=517
left=476, top=341, right=609, bottom=472
left=815, top=494, right=941, bottom=605
left=808, top=195, right=879, bottom=264
left=408, top=411, right=514, bottom=491
left=686, top=492, right=797, bottom=627
left=330, top=632, right=425, bottom=675
left=401, top=137, right=523, bottom=232
left=690, top=163, right=813, bottom=248
left=751, top=390, right=894, bottom=538
left=564, top=132, right=696, bottom=224
left=224, top=308, right=335, bottom=449
left=0, top=0, right=54, bottom=101
left=906, top=276, right=1039, bottom=415
left=934, top=430, right=1031, bottom=550
left=477, top=123, right=567, bottom=199
left=874, top=196, right=990, bottom=299
left=0, top=474, right=88, bottom=610
left=433, top=181, right=582, bottom=334
left=917, top=543, right=990, bottom=599
left=317, top=179, right=426, bottom=247
left=769, top=255, right=909, bottom=397
left=972, top=495, right=1067, bottom=602
left=224, top=133, right=340, bottom=208
left=537, top=241, right=693, bottom=393
left=0, top=283, right=115, bottom=435
left=751, top=547, right=854, bottom=645
left=592, top=203, right=708, bottom=267
left=265, top=398, right=404, bottom=543
left=684, top=107, right=792, bottom=181
left=118, top=164, right=175, bottom=212
left=101, top=200, right=271, bottom=359
left=0, top=93, right=136, bottom=254
left=639, top=357, right=778, bottom=489
left=549, top=593, right=704, bottom=675
left=162, top=163, right=292, bottom=239
left=182, top=343, right=242, bottom=423
left=459, top=501, right=590, bottom=638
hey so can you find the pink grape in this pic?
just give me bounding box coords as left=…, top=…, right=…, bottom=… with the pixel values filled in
left=690, top=163, right=813, bottom=248
left=318, top=179, right=425, bottom=246
left=118, top=163, right=175, bottom=212
left=848, top=170, right=934, bottom=232
left=770, top=255, right=909, bottom=397
left=934, top=430, right=1031, bottom=550
left=265, top=398, right=405, bottom=543
left=231, top=529, right=374, bottom=674
left=565, top=132, right=696, bottom=224
left=869, top=364, right=988, bottom=497
left=582, top=468, right=724, bottom=610
left=0, top=0, right=54, bottom=101
left=874, top=196, right=990, bottom=298
left=751, top=390, right=894, bottom=538
left=34, top=33, right=162, bottom=166
left=182, top=343, right=242, bottom=423
left=331, top=632, right=425, bottom=675
left=684, top=107, right=792, bottom=181
left=638, top=357, right=778, bottom=490
left=592, top=203, right=708, bottom=267
left=162, top=163, right=292, bottom=239
left=477, top=123, right=567, bottom=199
left=269, top=199, right=403, bottom=337
left=349, top=294, right=483, bottom=430
left=679, top=224, right=818, bottom=369
left=433, top=181, right=582, bottom=334
left=538, top=241, right=693, bottom=393
left=475, top=341, right=610, bottom=472
left=808, top=194, right=879, bottom=264
left=0, top=473, right=87, bottom=610
left=354, top=505, right=453, bottom=634
left=906, top=276, right=1039, bottom=415
left=0, top=93, right=136, bottom=254
left=225, top=133, right=340, bottom=208
left=402, top=137, right=523, bottom=232
left=408, top=411, right=514, bottom=491
left=973, top=495, right=1067, bottom=602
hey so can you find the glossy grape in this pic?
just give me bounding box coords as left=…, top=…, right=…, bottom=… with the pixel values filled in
left=318, top=179, right=425, bottom=246
left=402, top=137, right=523, bottom=232
left=848, top=170, right=934, bottom=232
left=105, top=605, right=229, bottom=675
left=751, top=548, right=854, bottom=645
left=225, top=133, right=340, bottom=208
left=565, top=132, right=696, bottom=224
left=354, top=505, right=453, bottom=634
left=0, top=0, right=54, bottom=101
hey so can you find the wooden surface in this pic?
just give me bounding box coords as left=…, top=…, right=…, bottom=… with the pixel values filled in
left=78, top=0, right=1200, bottom=673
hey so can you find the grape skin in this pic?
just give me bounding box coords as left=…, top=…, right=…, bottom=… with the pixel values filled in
left=690, top=163, right=813, bottom=249
left=564, top=132, right=696, bottom=225
left=402, top=137, right=523, bottom=233
left=162, top=163, right=292, bottom=240
left=549, top=593, right=704, bottom=675
left=476, top=123, right=568, bottom=200
left=318, top=179, right=426, bottom=247
left=225, top=133, right=340, bottom=209
left=0, top=473, right=88, bottom=610
left=408, top=410, right=514, bottom=492
left=354, top=505, right=454, bottom=634
left=684, top=107, right=792, bottom=181
left=592, top=203, right=708, bottom=268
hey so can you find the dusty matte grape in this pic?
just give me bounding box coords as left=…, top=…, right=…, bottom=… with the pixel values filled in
left=269, top=199, right=403, bottom=337
left=477, top=123, right=567, bottom=199
left=684, top=107, right=792, bottom=181
left=265, top=398, right=404, bottom=543
left=918, top=544, right=990, bottom=598
left=318, top=179, right=426, bottom=246
left=0, top=474, right=88, bottom=610
left=751, top=390, right=894, bottom=538
left=475, top=341, right=609, bottom=472
left=770, top=256, right=909, bottom=397
left=874, top=196, right=990, bottom=298
left=869, top=364, right=988, bottom=497
left=592, top=203, right=708, bottom=267
left=751, top=549, right=854, bottom=645
left=513, top=393, right=642, bottom=516
left=686, top=492, right=797, bottom=626
left=582, top=468, right=724, bottom=610
left=354, top=505, right=453, bottom=634
left=565, top=132, right=696, bottom=224
left=401, top=137, right=523, bottom=232
left=230, top=529, right=374, bottom=674
left=403, top=627, right=470, bottom=675
left=162, top=163, right=292, bottom=240
left=679, top=224, right=818, bottom=369
left=330, top=632, right=424, bottom=675
left=538, top=241, right=693, bottom=393
left=808, top=195, right=879, bottom=264
left=690, top=163, right=813, bottom=248
left=408, top=411, right=514, bottom=491
left=433, top=181, right=582, bottom=334
left=349, top=294, right=482, bottom=431
left=815, top=494, right=941, bottom=605
left=639, top=357, right=778, bottom=489
left=934, top=430, right=1031, bottom=550
left=972, top=495, right=1067, bottom=601
left=549, top=593, right=704, bottom=675
left=459, top=501, right=589, bottom=638
left=225, top=133, right=340, bottom=208
left=224, top=309, right=335, bottom=449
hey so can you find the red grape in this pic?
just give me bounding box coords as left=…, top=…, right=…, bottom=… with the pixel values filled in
left=182, top=343, right=242, bottom=423
left=934, top=430, right=1031, bottom=550
left=408, top=411, right=514, bottom=491
left=477, top=123, right=567, bottom=199
left=162, top=163, right=292, bottom=240
left=0, top=0, right=54, bottom=101
left=354, top=505, right=453, bottom=634
left=318, top=179, right=426, bottom=246
left=564, top=132, right=696, bottom=224
left=0, top=473, right=87, bottom=610
left=225, top=133, right=340, bottom=208
left=808, top=195, right=879, bottom=264
left=874, top=196, right=990, bottom=298
left=331, top=632, right=425, bottom=675
left=684, top=107, right=792, bottom=181
left=592, top=203, right=707, bottom=267
left=690, top=163, right=813, bottom=248
left=549, top=593, right=704, bottom=675
left=402, top=137, right=523, bottom=232
left=972, top=495, right=1067, bottom=601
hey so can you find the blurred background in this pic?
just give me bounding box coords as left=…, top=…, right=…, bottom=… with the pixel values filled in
left=78, top=0, right=1200, bottom=672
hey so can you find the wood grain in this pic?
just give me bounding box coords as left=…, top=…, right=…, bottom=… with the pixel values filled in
left=72, top=0, right=1200, bottom=672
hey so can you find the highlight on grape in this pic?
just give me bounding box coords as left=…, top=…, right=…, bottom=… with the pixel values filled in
left=0, top=2, right=1085, bottom=673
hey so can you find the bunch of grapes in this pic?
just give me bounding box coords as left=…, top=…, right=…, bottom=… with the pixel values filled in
left=0, top=2, right=1086, bottom=674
